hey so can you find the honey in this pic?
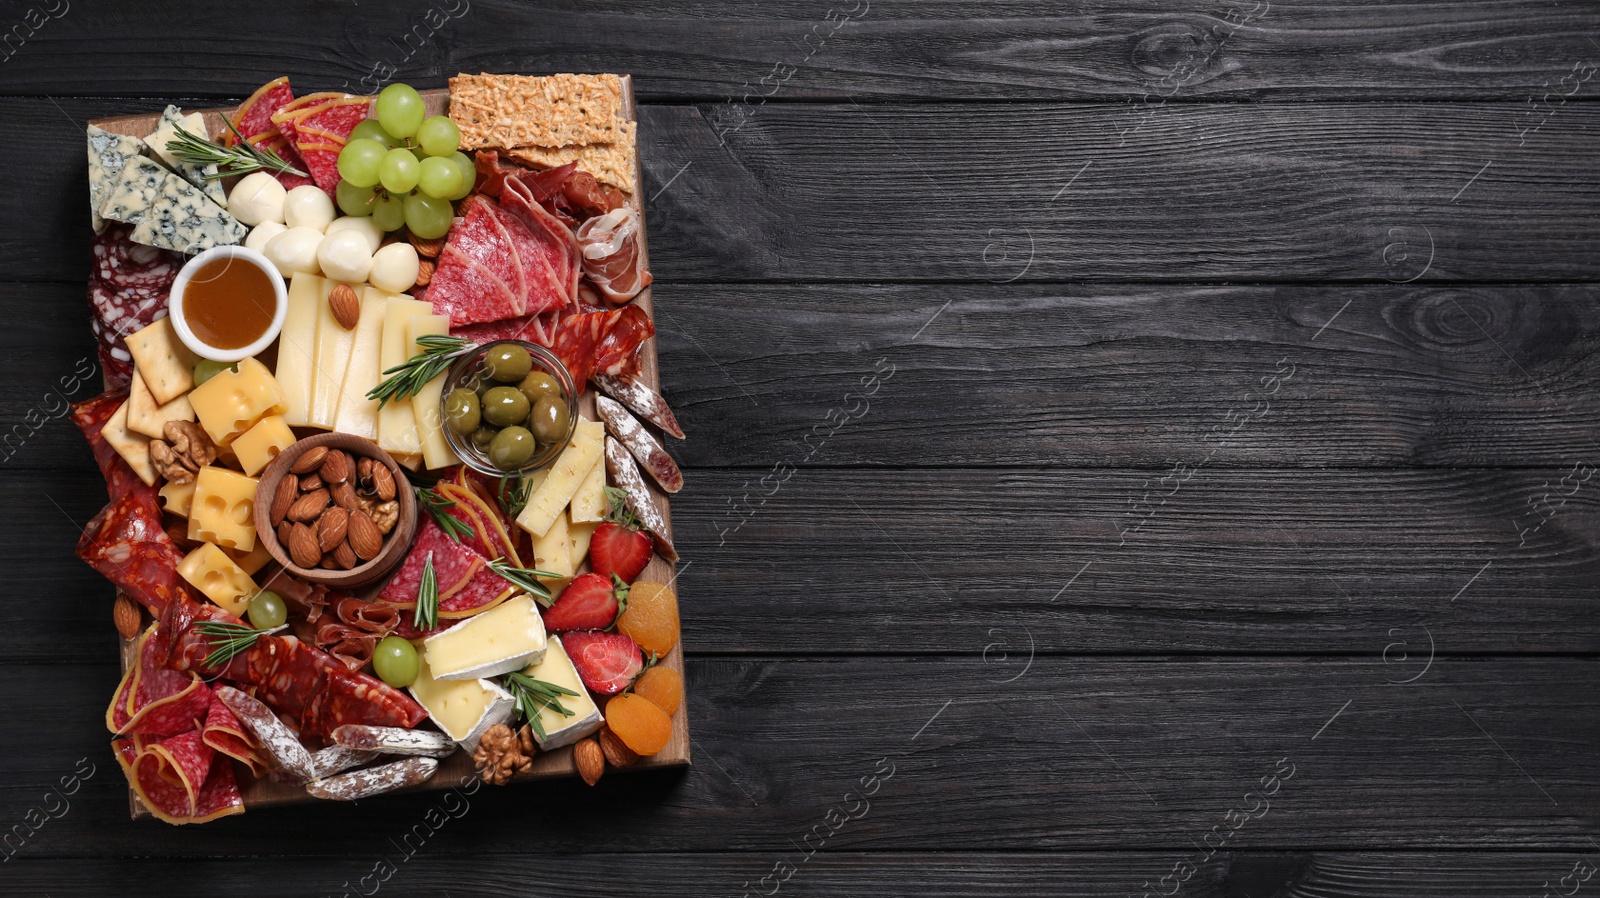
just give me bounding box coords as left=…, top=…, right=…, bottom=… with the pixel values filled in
left=183, top=256, right=277, bottom=350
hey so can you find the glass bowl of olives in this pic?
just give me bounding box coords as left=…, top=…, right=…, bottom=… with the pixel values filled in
left=440, top=340, right=577, bottom=476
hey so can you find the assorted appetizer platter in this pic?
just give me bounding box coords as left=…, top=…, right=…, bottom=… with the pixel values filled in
left=74, top=74, right=689, bottom=824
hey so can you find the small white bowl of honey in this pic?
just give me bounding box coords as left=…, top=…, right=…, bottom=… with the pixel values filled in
left=169, top=246, right=288, bottom=363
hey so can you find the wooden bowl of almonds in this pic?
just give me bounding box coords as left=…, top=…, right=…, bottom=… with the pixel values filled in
left=252, top=433, right=418, bottom=589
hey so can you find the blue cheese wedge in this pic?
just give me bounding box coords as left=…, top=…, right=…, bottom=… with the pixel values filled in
left=86, top=124, right=146, bottom=233
left=144, top=106, right=227, bottom=207
left=519, top=635, right=604, bottom=750
left=100, top=156, right=246, bottom=254
left=407, top=656, right=515, bottom=752
left=423, top=595, right=548, bottom=680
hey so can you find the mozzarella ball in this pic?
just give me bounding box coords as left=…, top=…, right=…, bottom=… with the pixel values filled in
left=316, top=230, right=374, bottom=284
left=324, top=216, right=384, bottom=254
left=227, top=172, right=287, bottom=227
left=264, top=226, right=325, bottom=278
left=368, top=242, right=420, bottom=294
left=283, top=185, right=336, bottom=232
left=243, top=220, right=288, bottom=254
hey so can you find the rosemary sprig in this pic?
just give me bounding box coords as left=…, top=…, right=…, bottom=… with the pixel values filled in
left=416, top=485, right=476, bottom=543
left=413, top=552, right=439, bottom=631
left=195, top=620, right=284, bottom=668
left=497, top=473, right=532, bottom=520
left=486, top=558, right=558, bottom=607
left=166, top=118, right=307, bottom=179
left=367, top=335, right=476, bottom=408
left=501, top=671, right=579, bottom=739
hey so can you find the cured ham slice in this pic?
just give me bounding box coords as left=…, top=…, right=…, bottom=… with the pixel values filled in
left=455, top=304, right=654, bottom=390
left=576, top=206, right=652, bottom=303
left=315, top=594, right=400, bottom=671
left=426, top=191, right=578, bottom=327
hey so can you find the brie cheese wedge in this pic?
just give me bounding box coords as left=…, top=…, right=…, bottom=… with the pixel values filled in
left=519, top=635, right=604, bottom=750
left=423, top=594, right=548, bottom=681
left=408, top=657, right=515, bottom=752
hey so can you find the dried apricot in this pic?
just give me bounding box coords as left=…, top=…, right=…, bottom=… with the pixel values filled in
left=605, top=693, right=673, bottom=756
left=633, top=666, right=683, bottom=717
left=617, top=581, right=679, bottom=656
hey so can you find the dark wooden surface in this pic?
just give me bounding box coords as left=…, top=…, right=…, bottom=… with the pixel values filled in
left=3, top=1, right=1598, bottom=895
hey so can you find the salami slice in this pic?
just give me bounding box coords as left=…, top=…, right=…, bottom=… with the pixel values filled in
left=605, top=436, right=678, bottom=562
left=377, top=518, right=488, bottom=607
left=593, top=373, right=684, bottom=439
left=436, top=481, right=521, bottom=568
left=134, top=730, right=214, bottom=816
left=333, top=724, right=456, bottom=758
left=105, top=625, right=209, bottom=737
left=597, top=395, right=683, bottom=493
left=228, top=77, right=296, bottom=144
left=216, top=686, right=317, bottom=784
left=115, top=733, right=243, bottom=825
left=426, top=196, right=529, bottom=325
left=306, top=756, right=438, bottom=801
left=77, top=487, right=204, bottom=616
left=188, top=754, right=247, bottom=823
left=201, top=688, right=267, bottom=777
left=275, top=96, right=369, bottom=195
left=310, top=744, right=381, bottom=778
left=439, top=565, right=516, bottom=617
left=501, top=176, right=580, bottom=305
left=71, top=390, right=137, bottom=495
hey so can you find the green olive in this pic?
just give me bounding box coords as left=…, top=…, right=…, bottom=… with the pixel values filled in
left=481, top=386, right=530, bottom=427
left=469, top=427, right=497, bottom=453
left=444, top=388, right=481, bottom=434
left=517, top=370, right=560, bottom=405
left=488, top=426, right=535, bottom=469
left=484, top=344, right=533, bottom=383
left=530, top=394, right=571, bottom=443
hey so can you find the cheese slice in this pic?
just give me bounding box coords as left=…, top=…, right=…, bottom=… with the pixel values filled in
left=568, top=453, right=608, bottom=523
left=377, top=297, right=433, bottom=456
left=144, top=106, right=227, bottom=207
left=568, top=521, right=598, bottom=568
left=126, top=368, right=196, bottom=440
left=423, top=595, right=548, bottom=681
left=277, top=272, right=324, bottom=426
left=331, top=289, right=390, bottom=440
left=99, top=156, right=246, bottom=254
left=531, top=511, right=573, bottom=587
left=516, top=417, right=603, bottom=537
left=87, top=124, right=146, bottom=233
left=309, top=279, right=358, bottom=429
left=408, top=656, right=515, bottom=751
left=103, top=400, right=156, bottom=486
left=407, top=315, right=461, bottom=470
left=519, top=635, right=604, bottom=750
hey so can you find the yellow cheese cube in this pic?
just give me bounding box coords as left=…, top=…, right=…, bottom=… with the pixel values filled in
left=158, top=478, right=196, bottom=517
left=230, top=415, right=295, bottom=477
left=516, top=418, right=603, bottom=537
left=277, top=272, right=324, bottom=427
left=407, top=315, right=461, bottom=470
left=222, top=541, right=274, bottom=576
left=177, top=543, right=259, bottom=617
left=189, top=357, right=287, bottom=447
left=568, top=454, right=607, bottom=523
left=377, top=297, right=433, bottom=456
left=188, top=466, right=260, bottom=552
left=102, top=400, right=157, bottom=486
left=532, top=510, right=573, bottom=587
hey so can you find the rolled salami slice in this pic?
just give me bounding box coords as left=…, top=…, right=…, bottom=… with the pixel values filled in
left=216, top=686, right=317, bottom=785
left=333, top=724, right=457, bottom=758
left=306, top=756, right=439, bottom=801
left=604, top=437, right=678, bottom=562
left=309, top=745, right=381, bottom=778
left=597, top=396, right=683, bottom=493
left=592, top=373, right=684, bottom=439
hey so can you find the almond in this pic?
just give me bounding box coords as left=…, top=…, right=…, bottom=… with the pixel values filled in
left=574, top=738, right=604, bottom=786
left=414, top=259, right=435, bottom=286
left=408, top=232, right=444, bottom=258
left=347, top=510, right=384, bottom=561
left=298, top=473, right=323, bottom=493
left=329, top=283, right=361, bottom=330
left=333, top=540, right=358, bottom=569
left=287, top=488, right=330, bottom=523
left=371, top=465, right=397, bottom=501
left=331, top=479, right=359, bottom=511
left=113, top=595, right=142, bottom=640
left=320, top=449, right=352, bottom=484
left=288, top=522, right=322, bottom=568
left=270, top=475, right=298, bottom=527
left=277, top=521, right=295, bottom=545
left=317, top=506, right=349, bottom=552
left=597, top=727, right=639, bottom=769
left=291, top=446, right=329, bottom=474
left=357, top=457, right=376, bottom=488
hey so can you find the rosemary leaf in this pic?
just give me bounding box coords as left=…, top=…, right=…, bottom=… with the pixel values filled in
left=416, top=485, right=476, bottom=543
left=195, top=620, right=283, bottom=668
left=497, top=473, right=532, bottom=520
left=166, top=121, right=307, bottom=179
left=367, top=335, right=475, bottom=408
left=501, top=671, right=579, bottom=737
left=413, top=552, right=439, bottom=631
left=487, top=558, right=558, bottom=607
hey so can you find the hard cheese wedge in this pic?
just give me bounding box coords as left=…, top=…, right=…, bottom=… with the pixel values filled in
left=87, top=124, right=146, bottom=233
left=520, top=635, right=604, bottom=751
left=407, top=315, right=461, bottom=470
left=188, top=467, right=259, bottom=552
left=516, top=417, right=604, bottom=537
left=277, top=272, right=324, bottom=427
left=377, top=296, right=433, bottom=457
left=408, top=656, right=515, bottom=751
left=143, top=106, right=227, bottom=207
left=176, top=542, right=258, bottom=617
left=230, top=415, right=295, bottom=477
left=330, top=289, right=390, bottom=440
left=423, top=594, right=548, bottom=681
left=98, top=156, right=245, bottom=254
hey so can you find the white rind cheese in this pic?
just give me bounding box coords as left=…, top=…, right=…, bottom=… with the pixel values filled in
left=520, top=635, right=604, bottom=751
left=408, top=657, right=516, bottom=752
left=100, top=156, right=246, bottom=254
left=423, top=595, right=548, bottom=681
left=144, top=105, right=228, bottom=207
left=86, top=124, right=146, bottom=234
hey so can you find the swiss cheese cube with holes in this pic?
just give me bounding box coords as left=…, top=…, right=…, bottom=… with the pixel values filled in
left=231, top=415, right=295, bottom=476
left=188, top=467, right=260, bottom=552
left=189, top=357, right=287, bottom=447
left=158, top=478, right=197, bottom=517
left=177, top=542, right=258, bottom=617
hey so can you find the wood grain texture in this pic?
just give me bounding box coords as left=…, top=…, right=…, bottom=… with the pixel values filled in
left=5, top=1, right=1600, bottom=101
left=1, top=658, right=1596, bottom=856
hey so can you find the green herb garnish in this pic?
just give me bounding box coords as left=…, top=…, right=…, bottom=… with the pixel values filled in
left=413, top=551, right=439, bottom=631
left=498, top=473, right=532, bottom=520
left=416, top=485, right=475, bottom=543
left=195, top=620, right=281, bottom=668
left=166, top=118, right=307, bottom=179
left=486, top=558, right=558, bottom=607
left=501, top=671, right=579, bottom=739
left=367, top=335, right=475, bottom=408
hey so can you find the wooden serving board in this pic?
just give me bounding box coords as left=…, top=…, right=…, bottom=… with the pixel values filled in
left=91, top=76, right=691, bottom=819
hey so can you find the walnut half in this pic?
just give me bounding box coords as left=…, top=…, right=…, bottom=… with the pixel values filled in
left=473, top=723, right=536, bottom=785
left=150, top=421, right=218, bottom=484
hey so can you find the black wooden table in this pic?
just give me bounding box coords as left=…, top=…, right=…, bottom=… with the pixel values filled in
left=4, top=2, right=1599, bottom=895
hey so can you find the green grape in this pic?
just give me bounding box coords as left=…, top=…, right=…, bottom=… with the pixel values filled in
left=416, top=116, right=461, bottom=157
left=336, top=179, right=378, bottom=217
left=350, top=119, right=399, bottom=149
left=378, top=148, right=420, bottom=194
left=193, top=359, right=237, bottom=386
left=417, top=156, right=462, bottom=199
left=404, top=192, right=454, bottom=239
left=372, top=193, right=406, bottom=231
left=445, top=151, right=476, bottom=200
left=372, top=636, right=419, bottom=687
left=247, top=591, right=287, bottom=629
left=336, top=138, right=388, bottom=188
left=375, top=83, right=426, bottom=138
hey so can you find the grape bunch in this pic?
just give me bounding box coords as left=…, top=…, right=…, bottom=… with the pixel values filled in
left=335, top=83, right=472, bottom=240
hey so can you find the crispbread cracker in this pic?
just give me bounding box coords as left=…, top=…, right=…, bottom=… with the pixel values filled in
left=506, top=121, right=637, bottom=193
left=103, top=399, right=157, bottom=486
left=449, top=73, right=623, bottom=149
left=127, top=367, right=196, bottom=439
left=124, top=317, right=196, bottom=405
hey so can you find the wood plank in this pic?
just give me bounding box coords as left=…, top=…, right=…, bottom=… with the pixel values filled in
left=3, top=658, right=1597, bottom=854
left=2, top=852, right=1598, bottom=896
left=15, top=98, right=1600, bottom=284
left=4, top=1, right=1600, bottom=101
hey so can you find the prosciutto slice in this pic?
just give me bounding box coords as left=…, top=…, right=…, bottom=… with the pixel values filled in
left=455, top=304, right=654, bottom=390
left=426, top=191, right=578, bottom=327
left=576, top=206, right=653, bottom=303
left=315, top=594, right=400, bottom=671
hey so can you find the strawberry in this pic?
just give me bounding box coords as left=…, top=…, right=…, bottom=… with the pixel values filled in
left=542, top=572, right=628, bottom=631
left=563, top=630, right=644, bottom=695
left=589, top=487, right=654, bottom=583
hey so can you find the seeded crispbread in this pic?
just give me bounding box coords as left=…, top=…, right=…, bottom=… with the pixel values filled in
left=448, top=73, right=624, bottom=150
left=506, top=122, right=637, bottom=194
